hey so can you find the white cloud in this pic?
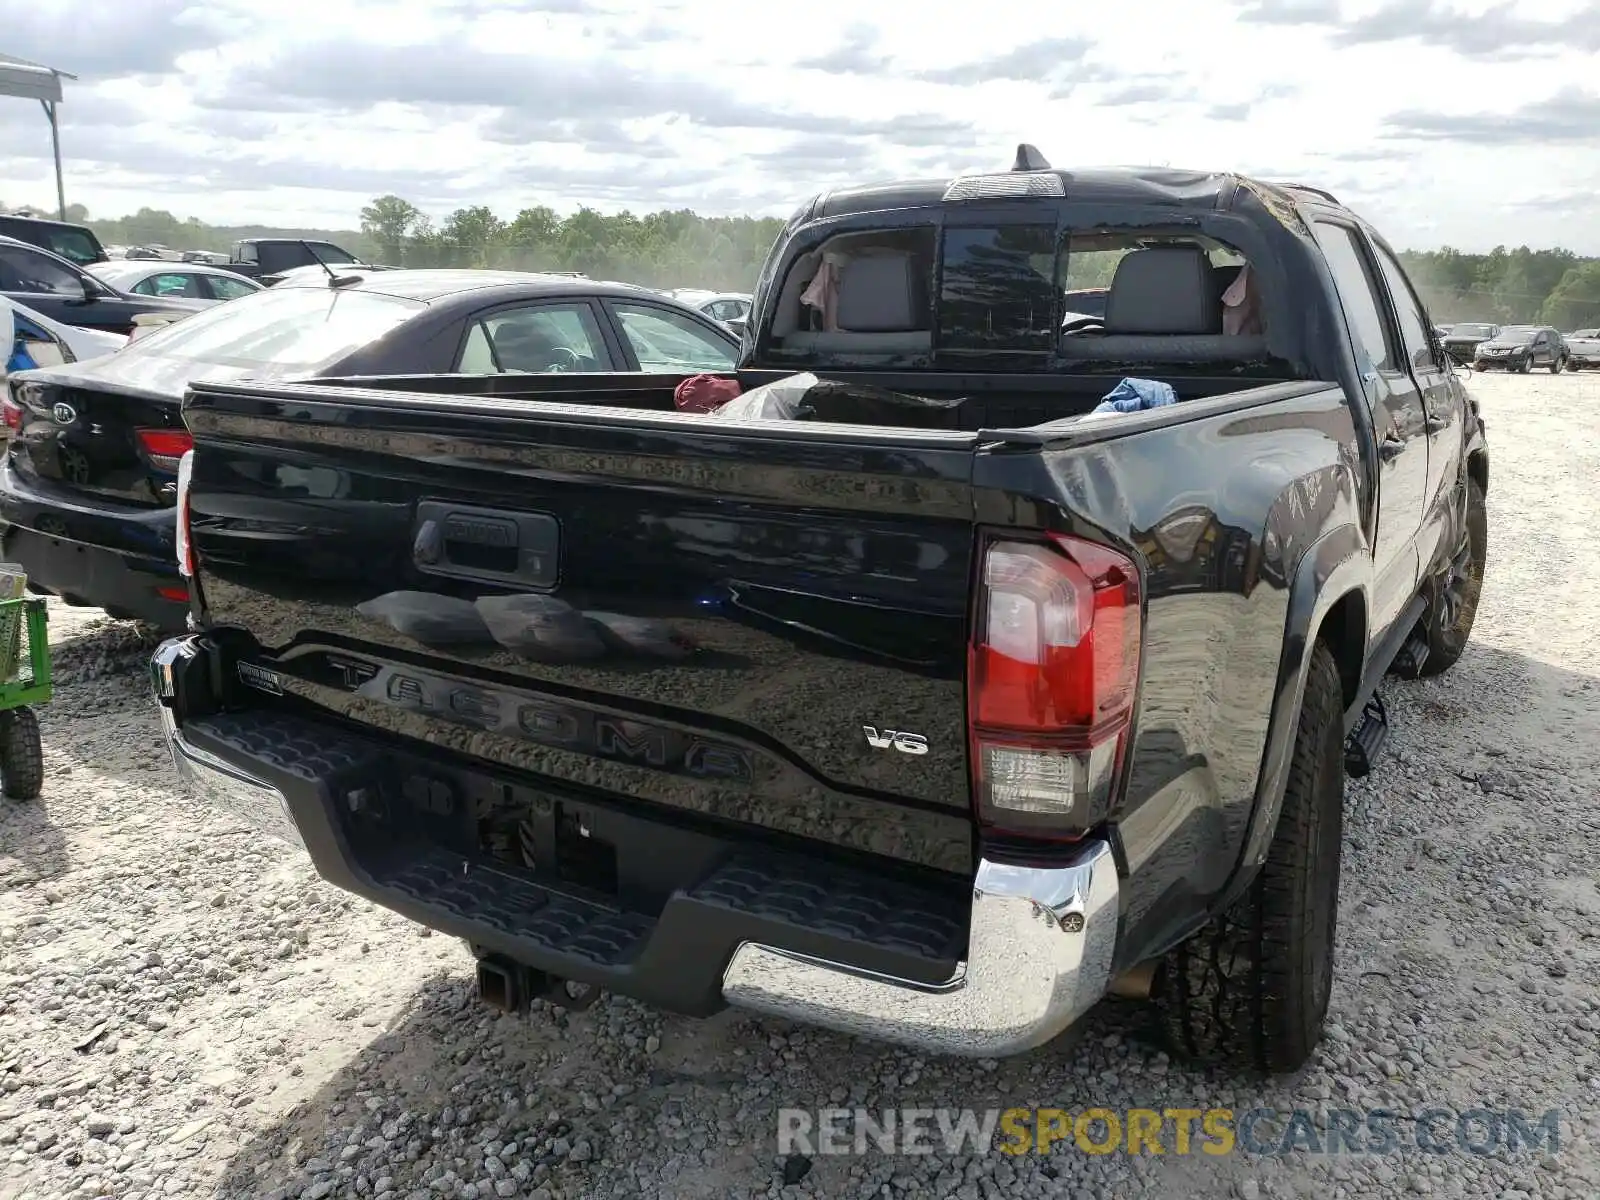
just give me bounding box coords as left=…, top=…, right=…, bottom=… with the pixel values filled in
left=1, top=0, right=1598, bottom=250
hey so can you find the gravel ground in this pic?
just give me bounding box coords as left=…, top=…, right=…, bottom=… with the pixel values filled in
left=3, top=370, right=1600, bottom=1200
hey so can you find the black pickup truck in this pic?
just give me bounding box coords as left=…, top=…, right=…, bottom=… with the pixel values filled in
left=150, top=160, right=1488, bottom=1072
left=223, top=238, right=378, bottom=283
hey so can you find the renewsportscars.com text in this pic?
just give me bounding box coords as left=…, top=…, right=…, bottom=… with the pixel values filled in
left=777, top=1107, right=1563, bottom=1158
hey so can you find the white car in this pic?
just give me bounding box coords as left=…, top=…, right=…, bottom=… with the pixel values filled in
left=3, top=294, right=126, bottom=372
left=667, top=289, right=753, bottom=332
left=3, top=298, right=126, bottom=440
left=86, top=260, right=263, bottom=306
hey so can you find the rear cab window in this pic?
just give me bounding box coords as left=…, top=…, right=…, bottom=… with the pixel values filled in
left=764, top=219, right=1275, bottom=372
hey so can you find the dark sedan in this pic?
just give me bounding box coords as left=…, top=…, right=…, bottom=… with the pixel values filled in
left=0, top=270, right=740, bottom=628
left=0, top=236, right=205, bottom=337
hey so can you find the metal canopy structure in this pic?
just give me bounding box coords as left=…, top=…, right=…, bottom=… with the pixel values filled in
left=0, top=53, right=77, bottom=220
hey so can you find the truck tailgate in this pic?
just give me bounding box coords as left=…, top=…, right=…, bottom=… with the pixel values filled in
left=182, top=381, right=981, bottom=874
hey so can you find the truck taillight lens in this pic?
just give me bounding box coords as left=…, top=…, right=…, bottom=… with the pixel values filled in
left=1, top=399, right=21, bottom=431
left=135, top=428, right=193, bottom=473
left=175, top=449, right=195, bottom=577
left=968, top=534, right=1141, bottom=836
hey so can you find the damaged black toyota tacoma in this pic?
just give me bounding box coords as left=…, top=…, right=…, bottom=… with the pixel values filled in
left=149, top=154, right=1488, bottom=1073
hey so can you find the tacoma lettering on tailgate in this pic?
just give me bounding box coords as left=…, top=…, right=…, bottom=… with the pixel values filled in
left=297, top=653, right=755, bottom=785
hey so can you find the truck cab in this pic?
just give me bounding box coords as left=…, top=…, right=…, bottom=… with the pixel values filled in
left=228, top=239, right=367, bottom=282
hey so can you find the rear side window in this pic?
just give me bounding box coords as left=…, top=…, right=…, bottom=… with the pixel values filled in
left=939, top=225, right=1057, bottom=351
left=1311, top=224, right=1394, bottom=372
left=206, top=274, right=258, bottom=301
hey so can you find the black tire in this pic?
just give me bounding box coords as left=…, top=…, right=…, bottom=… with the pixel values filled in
left=1405, top=475, right=1487, bottom=678
left=1517, top=358, right=1532, bottom=374
left=1550, top=357, right=1564, bottom=375
left=1155, top=641, right=1344, bottom=1075
left=0, top=706, right=44, bottom=801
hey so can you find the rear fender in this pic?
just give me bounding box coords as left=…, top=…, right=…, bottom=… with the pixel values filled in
left=1221, top=522, right=1369, bottom=905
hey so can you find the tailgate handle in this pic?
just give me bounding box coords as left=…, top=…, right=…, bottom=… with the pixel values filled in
left=412, top=501, right=560, bottom=587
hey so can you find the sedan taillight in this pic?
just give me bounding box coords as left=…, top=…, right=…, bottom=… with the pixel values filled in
left=135, top=428, right=194, bottom=474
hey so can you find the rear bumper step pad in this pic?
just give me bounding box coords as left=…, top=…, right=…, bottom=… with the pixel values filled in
left=151, top=634, right=1119, bottom=1056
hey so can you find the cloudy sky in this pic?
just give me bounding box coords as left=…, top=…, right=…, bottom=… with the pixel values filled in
left=2, top=0, right=1598, bottom=251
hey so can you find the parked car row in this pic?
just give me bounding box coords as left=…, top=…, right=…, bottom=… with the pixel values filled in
left=1468, top=325, right=1571, bottom=374
left=1, top=235, right=209, bottom=336
left=1436, top=321, right=1598, bottom=373
left=1, top=268, right=741, bottom=626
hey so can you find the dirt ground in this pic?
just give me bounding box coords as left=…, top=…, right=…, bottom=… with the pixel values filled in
left=2, top=369, right=1599, bottom=1200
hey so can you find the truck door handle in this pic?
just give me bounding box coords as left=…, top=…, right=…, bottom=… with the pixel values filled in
left=412, top=501, right=560, bottom=587
left=1424, top=416, right=1449, bottom=433
left=1379, top=435, right=1406, bottom=461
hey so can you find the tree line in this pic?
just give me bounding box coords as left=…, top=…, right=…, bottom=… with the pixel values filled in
left=8, top=195, right=1598, bottom=327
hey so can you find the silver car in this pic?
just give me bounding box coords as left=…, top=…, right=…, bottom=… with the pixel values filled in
left=85, top=260, right=264, bottom=306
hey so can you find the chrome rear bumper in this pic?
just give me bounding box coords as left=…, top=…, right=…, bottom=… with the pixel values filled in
left=152, top=639, right=304, bottom=850
left=152, top=635, right=1121, bottom=1057
left=157, top=704, right=306, bottom=850
left=722, top=840, right=1120, bottom=1056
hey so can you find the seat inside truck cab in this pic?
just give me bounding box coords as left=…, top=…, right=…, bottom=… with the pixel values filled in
left=776, top=230, right=935, bottom=354
left=1058, top=245, right=1267, bottom=362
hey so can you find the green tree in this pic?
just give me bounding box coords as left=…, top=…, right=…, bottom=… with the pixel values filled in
left=359, top=195, right=423, bottom=264
left=441, top=206, right=506, bottom=267
left=1540, top=262, right=1600, bottom=330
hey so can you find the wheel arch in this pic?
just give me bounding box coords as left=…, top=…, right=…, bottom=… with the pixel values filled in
left=1218, top=523, right=1369, bottom=909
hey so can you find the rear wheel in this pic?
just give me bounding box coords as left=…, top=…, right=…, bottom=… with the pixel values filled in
left=1154, top=642, right=1344, bottom=1074
left=0, top=706, right=44, bottom=801
left=1550, top=357, right=1564, bottom=374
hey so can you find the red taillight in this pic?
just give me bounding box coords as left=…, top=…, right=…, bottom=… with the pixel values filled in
left=2, top=399, right=21, bottom=431
left=135, top=428, right=194, bottom=473
left=175, top=449, right=195, bottom=577
left=968, top=534, right=1141, bottom=837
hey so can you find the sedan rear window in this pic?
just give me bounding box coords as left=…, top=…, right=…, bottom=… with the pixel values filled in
left=119, top=286, right=424, bottom=372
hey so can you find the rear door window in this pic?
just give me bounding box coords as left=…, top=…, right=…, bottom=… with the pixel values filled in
left=134, top=272, right=206, bottom=299
left=611, top=303, right=737, bottom=371
left=938, top=224, right=1057, bottom=351
left=1311, top=224, right=1396, bottom=372
left=1370, top=242, right=1437, bottom=372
